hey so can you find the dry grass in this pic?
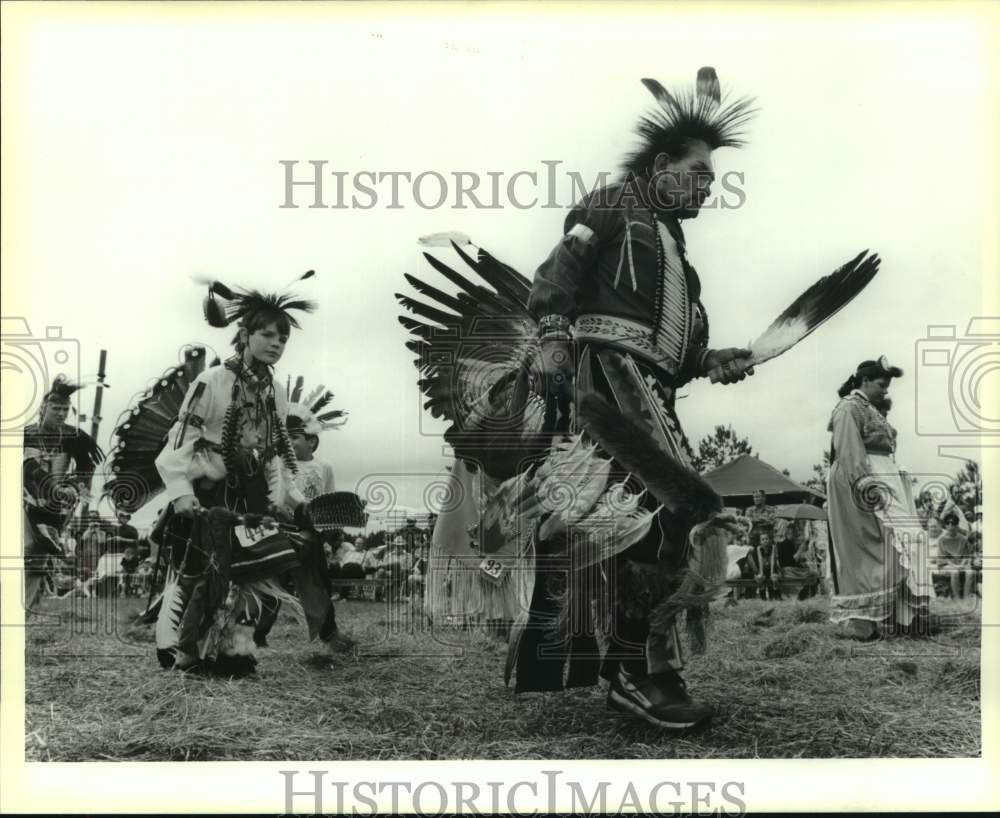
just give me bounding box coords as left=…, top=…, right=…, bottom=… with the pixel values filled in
left=24, top=594, right=981, bottom=761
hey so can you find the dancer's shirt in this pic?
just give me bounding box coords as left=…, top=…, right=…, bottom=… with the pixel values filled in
left=828, top=389, right=898, bottom=485
left=528, top=180, right=710, bottom=386
left=23, top=422, right=101, bottom=523
left=155, top=363, right=303, bottom=511
left=293, top=457, right=335, bottom=501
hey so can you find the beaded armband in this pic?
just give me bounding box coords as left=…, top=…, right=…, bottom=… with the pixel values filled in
left=695, top=347, right=713, bottom=375
left=538, top=314, right=572, bottom=341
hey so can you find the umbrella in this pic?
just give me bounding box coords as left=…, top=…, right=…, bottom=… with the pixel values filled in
left=773, top=503, right=827, bottom=521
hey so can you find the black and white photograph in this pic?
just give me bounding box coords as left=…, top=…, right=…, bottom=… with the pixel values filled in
left=2, top=1, right=997, bottom=813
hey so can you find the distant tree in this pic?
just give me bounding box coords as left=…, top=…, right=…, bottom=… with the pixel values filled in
left=690, top=425, right=753, bottom=473
left=951, top=459, right=981, bottom=515
left=803, top=451, right=833, bottom=495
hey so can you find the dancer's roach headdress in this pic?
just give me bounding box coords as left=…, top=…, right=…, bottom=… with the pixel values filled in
left=194, top=270, right=317, bottom=345
left=42, top=375, right=85, bottom=404
left=622, top=66, right=758, bottom=177
left=285, top=375, right=348, bottom=436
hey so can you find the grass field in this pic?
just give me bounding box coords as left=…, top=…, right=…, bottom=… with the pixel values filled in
left=24, top=593, right=981, bottom=761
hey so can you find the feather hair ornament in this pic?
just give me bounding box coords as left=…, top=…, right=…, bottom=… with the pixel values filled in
left=622, top=67, right=758, bottom=177
left=417, top=231, right=475, bottom=248
left=44, top=374, right=86, bottom=401
left=191, top=272, right=317, bottom=330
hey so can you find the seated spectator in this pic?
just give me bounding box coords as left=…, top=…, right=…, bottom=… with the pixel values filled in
left=377, top=536, right=414, bottom=600
left=722, top=537, right=754, bottom=603
left=925, top=516, right=943, bottom=569
left=969, top=530, right=983, bottom=598
left=749, top=531, right=780, bottom=600
left=361, top=544, right=388, bottom=600
left=726, top=541, right=752, bottom=581
left=402, top=541, right=431, bottom=602
left=47, top=557, right=75, bottom=597
left=87, top=548, right=125, bottom=597
left=330, top=536, right=366, bottom=599
left=802, top=520, right=831, bottom=595
left=774, top=522, right=819, bottom=599
left=362, top=543, right=384, bottom=577
left=333, top=536, right=366, bottom=577
left=938, top=513, right=975, bottom=599
left=135, top=557, right=155, bottom=596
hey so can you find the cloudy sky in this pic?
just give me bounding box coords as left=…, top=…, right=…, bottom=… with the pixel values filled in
left=4, top=2, right=997, bottom=529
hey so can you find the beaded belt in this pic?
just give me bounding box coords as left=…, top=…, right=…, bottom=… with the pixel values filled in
left=573, top=313, right=680, bottom=375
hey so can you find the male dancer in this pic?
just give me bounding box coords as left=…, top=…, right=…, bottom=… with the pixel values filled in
left=518, top=68, right=756, bottom=727
left=23, top=377, right=104, bottom=612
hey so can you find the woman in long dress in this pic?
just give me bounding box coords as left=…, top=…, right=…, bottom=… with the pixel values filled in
left=826, top=357, right=933, bottom=639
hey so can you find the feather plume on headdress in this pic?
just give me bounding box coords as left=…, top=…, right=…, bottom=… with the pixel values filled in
left=43, top=374, right=85, bottom=402
left=191, top=271, right=317, bottom=330
left=622, top=67, right=757, bottom=177
left=285, top=376, right=348, bottom=435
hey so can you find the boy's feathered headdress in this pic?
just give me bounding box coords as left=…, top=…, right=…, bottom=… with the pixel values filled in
left=285, top=375, right=348, bottom=435
left=193, top=270, right=317, bottom=330
left=622, top=66, right=758, bottom=176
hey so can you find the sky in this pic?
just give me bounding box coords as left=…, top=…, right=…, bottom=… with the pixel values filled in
left=3, top=2, right=997, bottom=530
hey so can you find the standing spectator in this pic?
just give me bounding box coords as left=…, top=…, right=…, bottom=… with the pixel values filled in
left=804, top=520, right=832, bottom=596
left=120, top=545, right=141, bottom=596
left=136, top=532, right=152, bottom=561
left=61, top=531, right=78, bottom=560
left=938, top=513, right=975, bottom=599
left=109, top=510, right=140, bottom=555
left=397, top=517, right=423, bottom=554
left=402, top=534, right=431, bottom=601
left=135, top=557, right=155, bottom=598
left=77, top=522, right=104, bottom=582
left=745, top=489, right=776, bottom=549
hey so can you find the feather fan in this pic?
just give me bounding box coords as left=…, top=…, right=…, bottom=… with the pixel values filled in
left=749, top=251, right=880, bottom=365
